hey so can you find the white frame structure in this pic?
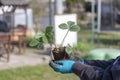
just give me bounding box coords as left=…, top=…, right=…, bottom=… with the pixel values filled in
left=91, top=0, right=101, bottom=33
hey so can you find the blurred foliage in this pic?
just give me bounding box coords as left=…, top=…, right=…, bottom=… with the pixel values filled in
left=72, top=42, right=92, bottom=58
left=29, top=26, right=54, bottom=49
left=84, top=2, right=97, bottom=12
left=66, top=0, right=86, bottom=26
left=66, top=0, right=85, bottom=13
left=78, top=28, right=120, bottom=49
left=73, top=42, right=91, bottom=54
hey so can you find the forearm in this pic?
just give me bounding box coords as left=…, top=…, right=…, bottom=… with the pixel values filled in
left=84, top=59, right=115, bottom=69
left=71, top=56, right=115, bottom=69
left=84, top=57, right=120, bottom=69
left=72, top=61, right=104, bottom=80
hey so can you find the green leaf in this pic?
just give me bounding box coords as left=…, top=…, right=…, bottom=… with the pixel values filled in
left=29, top=39, right=39, bottom=47
left=35, top=32, right=45, bottom=39
left=37, top=42, right=44, bottom=49
left=65, top=46, right=73, bottom=54
left=45, top=26, right=54, bottom=43
left=46, top=33, right=54, bottom=43
left=69, top=25, right=80, bottom=32
left=45, top=26, right=53, bottom=33
left=42, top=36, right=48, bottom=43
left=58, top=23, right=68, bottom=29
left=67, top=21, right=75, bottom=27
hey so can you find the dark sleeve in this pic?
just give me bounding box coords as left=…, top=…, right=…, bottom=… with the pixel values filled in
left=84, top=58, right=115, bottom=69
left=70, top=55, right=115, bottom=69
left=72, top=62, right=104, bottom=80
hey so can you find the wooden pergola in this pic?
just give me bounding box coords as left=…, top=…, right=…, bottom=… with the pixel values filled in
left=0, top=0, right=29, bottom=28
left=0, top=0, right=30, bottom=56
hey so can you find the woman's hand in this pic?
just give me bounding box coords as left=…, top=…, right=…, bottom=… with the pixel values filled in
left=49, top=60, right=75, bottom=74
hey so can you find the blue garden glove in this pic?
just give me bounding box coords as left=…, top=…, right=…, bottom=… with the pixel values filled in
left=49, top=60, right=75, bottom=74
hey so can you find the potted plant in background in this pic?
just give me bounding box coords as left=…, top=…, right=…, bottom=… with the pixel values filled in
left=29, top=21, right=80, bottom=60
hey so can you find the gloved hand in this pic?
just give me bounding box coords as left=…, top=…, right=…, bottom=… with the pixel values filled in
left=70, top=55, right=85, bottom=64
left=49, top=60, right=75, bottom=74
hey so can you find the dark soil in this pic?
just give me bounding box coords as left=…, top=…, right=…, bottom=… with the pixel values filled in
left=52, top=47, right=70, bottom=60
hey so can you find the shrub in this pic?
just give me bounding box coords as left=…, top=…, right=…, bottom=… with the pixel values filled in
left=73, top=42, right=91, bottom=53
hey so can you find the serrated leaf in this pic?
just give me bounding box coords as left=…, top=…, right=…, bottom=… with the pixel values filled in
left=35, top=32, right=45, bottom=39
left=29, top=39, right=39, bottom=47
left=46, top=26, right=53, bottom=33
left=37, top=42, right=44, bottom=49
left=48, top=33, right=54, bottom=43
left=42, top=36, right=48, bottom=43
left=58, top=23, right=68, bottom=29
left=67, top=21, right=75, bottom=27
left=45, top=26, right=54, bottom=43
left=69, top=25, right=80, bottom=32
left=47, top=33, right=54, bottom=41
left=65, top=46, right=73, bottom=54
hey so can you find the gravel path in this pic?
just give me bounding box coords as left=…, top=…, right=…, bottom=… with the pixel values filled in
left=0, top=49, right=51, bottom=70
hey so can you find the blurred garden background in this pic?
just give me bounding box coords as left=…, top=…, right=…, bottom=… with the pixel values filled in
left=0, top=0, right=120, bottom=80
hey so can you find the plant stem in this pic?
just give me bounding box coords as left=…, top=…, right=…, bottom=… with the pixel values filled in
left=60, top=29, right=69, bottom=47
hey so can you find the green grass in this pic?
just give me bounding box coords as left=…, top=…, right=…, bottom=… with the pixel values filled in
left=0, top=64, right=79, bottom=80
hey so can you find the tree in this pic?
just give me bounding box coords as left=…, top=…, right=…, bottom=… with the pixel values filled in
left=66, top=0, right=85, bottom=13
left=29, top=0, right=47, bottom=31
left=65, top=0, right=86, bottom=24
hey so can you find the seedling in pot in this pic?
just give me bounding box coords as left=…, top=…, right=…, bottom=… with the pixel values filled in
left=52, top=21, right=80, bottom=60
left=29, top=21, right=80, bottom=61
